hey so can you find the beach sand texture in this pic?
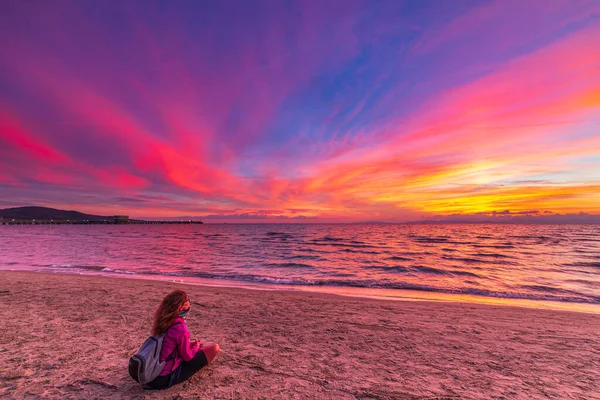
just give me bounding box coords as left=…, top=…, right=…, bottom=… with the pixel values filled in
left=0, top=271, right=599, bottom=399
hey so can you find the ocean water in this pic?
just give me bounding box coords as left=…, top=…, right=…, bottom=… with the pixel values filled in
left=1, top=224, right=599, bottom=306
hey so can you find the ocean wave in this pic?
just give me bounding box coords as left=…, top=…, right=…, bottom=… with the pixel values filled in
left=48, top=264, right=108, bottom=271
left=101, top=267, right=136, bottom=274
left=572, top=238, right=600, bottom=243
left=264, top=262, right=316, bottom=270
left=412, top=265, right=479, bottom=277
left=519, top=284, right=600, bottom=302
left=511, top=235, right=551, bottom=240
left=265, top=232, right=294, bottom=240
left=88, top=269, right=600, bottom=304
left=13, top=263, right=599, bottom=304
left=341, top=248, right=380, bottom=254
left=408, top=235, right=449, bottom=243
left=363, top=265, right=409, bottom=273
left=449, top=270, right=480, bottom=277
left=521, top=284, right=566, bottom=293
left=441, top=256, right=481, bottom=263
left=411, top=265, right=448, bottom=275
left=563, top=262, right=600, bottom=268
left=566, top=279, right=600, bottom=287
left=306, top=241, right=381, bottom=249
left=385, top=256, right=413, bottom=261
left=322, top=236, right=345, bottom=241
left=471, top=252, right=514, bottom=259
left=284, top=254, right=323, bottom=261
left=297, top=248, right=318, bottom=253
left=472, top=244, right=515, bottom=249
left=193, top=233, right=226, bottom=239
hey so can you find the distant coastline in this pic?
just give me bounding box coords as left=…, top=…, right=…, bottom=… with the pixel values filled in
left=0, top=206, right=203, bottom=225
left=1, top=219, right=203, bottom=225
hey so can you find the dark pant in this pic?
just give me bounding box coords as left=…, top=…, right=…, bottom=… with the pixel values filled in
left=147, top=350, right=208, bottom=390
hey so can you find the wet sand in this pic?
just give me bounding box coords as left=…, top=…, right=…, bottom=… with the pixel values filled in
left=0, top=271, right=599, bottom=399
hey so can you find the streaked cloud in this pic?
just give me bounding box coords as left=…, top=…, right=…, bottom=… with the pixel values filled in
left=0, top=0, right=599, bottom=220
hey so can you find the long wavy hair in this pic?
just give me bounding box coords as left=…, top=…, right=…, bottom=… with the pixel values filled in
left=152, top=290, right=188, bottom=335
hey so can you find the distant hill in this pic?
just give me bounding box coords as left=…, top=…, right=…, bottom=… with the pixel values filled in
left=0, top=206, right=110, bottom=221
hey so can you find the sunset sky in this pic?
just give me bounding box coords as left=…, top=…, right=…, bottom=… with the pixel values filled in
left=1, top=0, right=599, bottom=222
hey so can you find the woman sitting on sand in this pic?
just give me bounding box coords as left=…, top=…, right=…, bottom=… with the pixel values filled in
left=147, top=290, right=220, bottom=389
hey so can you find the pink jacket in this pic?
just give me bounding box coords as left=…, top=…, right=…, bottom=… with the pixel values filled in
left=159, top=318, right=199, bottom=376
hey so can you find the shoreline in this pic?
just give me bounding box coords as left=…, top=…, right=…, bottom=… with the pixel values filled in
left=1, top=270, right=599, bottom=399
left=2, top=266, right=600, bottom=314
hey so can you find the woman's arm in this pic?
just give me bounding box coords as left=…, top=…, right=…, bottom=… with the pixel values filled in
left=175, top=325, right=199, bottom=362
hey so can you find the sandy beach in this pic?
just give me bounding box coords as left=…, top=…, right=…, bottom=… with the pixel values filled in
left=0, top=271, right=599, bottom=399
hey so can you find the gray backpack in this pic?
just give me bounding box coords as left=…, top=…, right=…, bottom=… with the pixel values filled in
left=128, top=322, right=181, bottom=384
